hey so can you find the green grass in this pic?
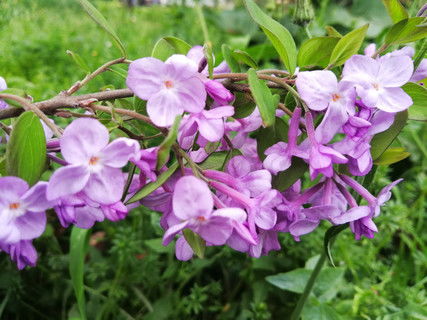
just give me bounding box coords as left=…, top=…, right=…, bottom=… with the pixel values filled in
left=0, top=0, right=427, bottom=319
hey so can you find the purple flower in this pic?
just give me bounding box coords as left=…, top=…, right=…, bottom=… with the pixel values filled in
left=296, top=71, right=355, bottom=144
left=178, top=106, right=234, bottom=147
left=0, top=177, right=50, bottom=244
left=342, top=54, right=413, bottom=112
left=46, top=118, right=139, bottom=205
left=132, top=147, right=158, bottom=184
left=163, top=176, right=245, bottom=246
left=304, top=112, right=347, bottom=180
left=0, top=76, right=8, bottom=110
left=263, top=108, right=307, bottom=174
left=204, top=79, right=234, bottom=106
left=1, top=240, right=37, bottom=270
left=126, top=55, right=207, bottom=127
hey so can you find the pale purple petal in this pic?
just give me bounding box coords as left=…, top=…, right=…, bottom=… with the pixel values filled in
left=101, top=138, right=140, bottom=168
left=203, top=106, right=234, bottom=119
left=21, top=182, right=52, bottom=212
left=342, top=55, right=378, bottom=83
left=378, top=55, right=413, bottom=87
left=0, top=177, right=28, bottom=201
left=332, top=206, right=371, bottom=224
left=84, top=167, right=124, bottom=204
left=289, top=219, right=320, bottom=237
left=15, top=211, right=46, bottom=240
left=163, top=221, right=189, bottom=245
left=46, top=165, right=90, bottom=200
left=126, top=57, right=166, bottom=100
left=165, top=54, right=198, bottom=77
left=376, top=87, right=413, bottom=112
left=75, top=206, right=105, bottom=229
left=61, top=119, right=109, bottom=165
left=196, top=117, right=224, bottom=142
left=213, top=207, right=247, bottom=222
left=195, top=215, right=233, bottom=245
left=254, top=207, right=277, bottom=230
left=315, top=101, right=349, bottom=144
left=172, top=176, right=213, bottom=220
left=296, top=70, right=338, bottom=111
left=241, top=170, right=272, bottom=196
left=410, top=59, right=427, bottom=82
left=147, top=90, right=184, bottom=127
left=175, top=236, right=194, bottom=261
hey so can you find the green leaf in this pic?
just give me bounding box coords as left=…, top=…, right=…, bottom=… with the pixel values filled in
left=273, top=158, right=308, bottom=191
left=232, top=49, right=258, bottom=69
left=198, top=150, right=242, bottom=171
left=381, top=0, right=408, bottom=23
left=266, top=267, right=345, bottom=299
left=403, top=82, right=427, bottom=121
left=244, top=0, right=297, bottom=73
left=298, top=37, right=340, bottom=68
left=221, top=44, right=240, bottom=73
left=371, top=110, right=408, bottom=160
left=204, top=43, right=215, bottom=79
left=156, top=116, right=181, bottom=170
left=325, top=26, right=342, bottom=37
left=151, top=36, right=192, bottom=61
left=385, top=17, right=427, bottom=45
left=69, top=227, right=90, bottom=320
left=247, top=68, right=276, bottom=127
left=301, top=301, right=341, bottom=320
left=374, top=147, right=410, bottom=165
left=6, top=111, right=46, bottom=185
left=329, top=24, right=369, bottom=67
left=126, top=162, right=179, bottom=204
left=233, top=92, right=256, bottom=119
left=66, top=50, right=91, bottom=74
left=77, top=0, right=126, bottom=57
left=183, top=229, right=206, bottom=259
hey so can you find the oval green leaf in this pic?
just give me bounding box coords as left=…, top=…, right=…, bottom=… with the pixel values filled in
left=381, top=0, right=408, bottom=23
left=6, top=111, right=47, bottom=185
left=151, top=36, right=192, bottom=61
left=247, top=68, right=276, bottom=127
left=385, top=17, right=427, bottom=45
left=298, top=36, right=340, bottom=68
left=244, top=0, right=297, bottom=73
left=374, top=147, right=410, bottom=165
left=403, top=82, right=427, bottom=121
left=329, top=24, right=369, bottom=67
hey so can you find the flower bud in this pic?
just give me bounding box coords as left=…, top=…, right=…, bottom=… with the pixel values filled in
left=293, top=0, right=315, bottom=26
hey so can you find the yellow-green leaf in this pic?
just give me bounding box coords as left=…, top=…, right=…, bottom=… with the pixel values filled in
left=374, top=147, right=410, bottom=165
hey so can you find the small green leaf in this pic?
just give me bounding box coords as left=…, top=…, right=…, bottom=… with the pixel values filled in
left=381, top=0, right=408, bottom=23
left=66, top=50, right=91, bottom=74
left=69, top=227, right=90, bottom=320
left=233, top=92, right=256, bottom=119
left=6, top=111, right=46, bottom=185
left=403, top=82, right=427, bottom=121
left=232, top=49, right=258, bottom=69
left=183, top=229, right=206, bottom=259
left=77, top=0, right=126, bottom=57
left=151, top=36, right=192, bottom=61
left=204, top=141, right=221, bottom=154
left=325, top=26, right=342, bottom=37
left=374, top=147, right=410, bottom=165
left=273, top=158, right=308, bottom=191
left=198, top=150, right=242, bottom=171
left=329, top=24, right=369, bottom=67
left=221, top=44, right=240, bottom=73
left=298, top=37, right=340, bottom=68
left=126, top=162, right=179, bottom=204
left=156, top=116, right=181, bottom=170
left=385, top=17, right=427, bottom=45
left=204, top=43, right=214, bottom=79
left=371, top=110, right=408, bottom=160
left=247, top=68, right=276, bottom=127
left=244, top=0, right=297, bottom=73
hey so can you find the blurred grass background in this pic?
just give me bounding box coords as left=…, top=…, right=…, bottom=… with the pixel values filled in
left=0, top=0, right=427, bottom=319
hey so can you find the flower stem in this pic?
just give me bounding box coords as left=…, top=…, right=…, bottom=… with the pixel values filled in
left=290, top=250, right=327, bottom=320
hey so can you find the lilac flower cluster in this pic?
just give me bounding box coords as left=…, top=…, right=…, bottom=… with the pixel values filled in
left=1, top=44, right=423, bottom=268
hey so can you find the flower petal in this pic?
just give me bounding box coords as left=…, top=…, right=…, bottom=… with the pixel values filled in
left=46, top=165, right=90, bottom=201
left=376, top=87, right=413, bottom=112
left=101, top=138, right=140, bottom=168
left=21, top=182, right=52, bottom=212
left=61, top=119, right=109, bottom=165
left=296, top=71, right=338, bottom=111
left=84, top=167, right=125, bottom=204
left=175, top=236, right=194, bottom=261
left=15, top=211, right=46, bottom=240
left=147, top=90, right=184, bottom=127
left=163, top=221, right=189, bottom=245
left=378, top=55, right=413, bottom=87
left=172, top=176, right=213, bottom=220
left=196, top=216, right=233, bottom=245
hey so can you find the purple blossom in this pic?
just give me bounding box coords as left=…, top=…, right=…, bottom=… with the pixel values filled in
left=0, top=177, right=50, bottom=244
left=178, top=106, right=234, bottom=147
left=1, top=240, right=38, bottom=270
left=342, top=54, right=413, bottom=112
left=263, top=108, right=306, bottom=174
left=46, top=118, right=139, bottom=205
left=163, top=176, right=248, bottom=247
left=126, top=55, right=207, bottom=127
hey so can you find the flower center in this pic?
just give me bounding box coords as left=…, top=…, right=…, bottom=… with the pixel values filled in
left=196, top=216, right=206, bottom=222
left=9, top=202, right=20, bottom=210
left=89, top=156, right=99, bottom=166
left=331, top=93, right=341, bottom=102
left=164, top=80, right=174, bottom=89
left=372, top=83, right=380, bottom=90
